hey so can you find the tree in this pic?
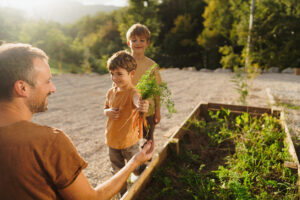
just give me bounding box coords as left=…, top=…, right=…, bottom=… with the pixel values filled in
left=19, top=21, right=85, bottom=73
left=199, top=0, right=300, bottom=70
left=157, top=0, right=206, bottom=68
left=0, top=8, right=25, bottom=42
left=119, top=0, right=161, bottom=59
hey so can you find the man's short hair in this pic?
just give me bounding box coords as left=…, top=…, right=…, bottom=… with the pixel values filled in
left=0, top=43, right=48, bottom=100
left=126, top=23, right=151, bottom=41
left=107, top=50, right=137, bottom=73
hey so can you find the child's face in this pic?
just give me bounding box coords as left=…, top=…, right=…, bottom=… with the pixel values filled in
left=110, top=67, right=135, bottom=90
left=127, top=35, right=149, bottom=55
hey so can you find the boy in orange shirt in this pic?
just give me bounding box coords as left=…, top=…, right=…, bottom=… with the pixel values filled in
left=126, top=23, right=162, bottom=142
left=104, top=50, right=149, bottom=196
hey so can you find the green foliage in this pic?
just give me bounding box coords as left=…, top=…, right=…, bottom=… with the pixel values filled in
left=214, top=112, right=297, bottom=199
left=136, top=64, right=176, bottom=117
left=231, top=67, right=249, bottom=105
left=141, top=109, right=298, bottom=199
left=219, top=45, right=248, bottom=104
left=200, top=0, right=300, bottom=70
left=157, top=0, right=206, bottom=68
left=118, top=0, right=161, bottom=60
left=206, top=108, right=234, bottom=145
left=1, top=0, right=299, bottom=73
left=0, top=7, right=25, bottom=42
left=219, top=45, right=261, bottom=105
left=250, top=0, right=300, bottom=70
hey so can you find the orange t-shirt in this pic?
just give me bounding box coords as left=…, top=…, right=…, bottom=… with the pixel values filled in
left=105, top=86, right=140, bottom=149
left=0, top=121, right=88, bottom=200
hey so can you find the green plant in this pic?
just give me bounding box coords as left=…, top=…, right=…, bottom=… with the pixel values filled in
left=140, top=109, right=298, bottom=199
left=136, top=64, right=177, bottom=117
left=231, top=66, right=249, bottom=105
left=276, top=102, right=300, bottom=110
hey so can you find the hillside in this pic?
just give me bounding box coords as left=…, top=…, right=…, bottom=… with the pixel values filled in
left=1, top=0, right=121, bottom=24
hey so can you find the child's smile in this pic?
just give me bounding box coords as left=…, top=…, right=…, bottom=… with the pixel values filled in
left=110, top=67, right=134, bottom=90
left=128, top=36, right=149, bottom=54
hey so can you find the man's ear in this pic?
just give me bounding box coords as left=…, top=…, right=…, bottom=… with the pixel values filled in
left=14, top=80, right=30, bottom=97
left=127, top=41, right=130, bottom=47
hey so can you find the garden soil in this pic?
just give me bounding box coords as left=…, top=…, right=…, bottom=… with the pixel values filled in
left=33, top=69, right=300, bottom=188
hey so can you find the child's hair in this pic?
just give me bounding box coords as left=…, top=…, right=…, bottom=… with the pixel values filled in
left=126, top=23, right=151, bottom=41
left=107, top=50, right=137, bottom=72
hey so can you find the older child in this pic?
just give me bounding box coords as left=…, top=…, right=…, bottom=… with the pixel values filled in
left=104, top=50, right=149, bottom=196
left=126, top=23, right=162, bottom=142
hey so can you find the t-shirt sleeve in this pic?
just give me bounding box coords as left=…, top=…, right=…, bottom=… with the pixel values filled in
left=104, top=89, right=112, bottom=109
left=44, top=129, right=88, bottom=189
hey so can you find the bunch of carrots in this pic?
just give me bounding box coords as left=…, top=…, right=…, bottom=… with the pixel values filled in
left=133, top=64, right=176, bottom=138
left=120, top=64, right=176, bottom=138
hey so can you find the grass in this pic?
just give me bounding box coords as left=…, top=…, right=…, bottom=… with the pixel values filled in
left=276, top=102, right=300, bottom=110
left=139, top=109, right=298, bottom=200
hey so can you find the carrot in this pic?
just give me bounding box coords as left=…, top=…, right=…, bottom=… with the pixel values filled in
left=119, top=109, right=138, bottom=130
left=138, top=115, right=143, bottom=139
left=119, top=109, right=147, bottom=139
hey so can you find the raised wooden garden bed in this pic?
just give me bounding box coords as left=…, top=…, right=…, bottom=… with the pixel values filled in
left=121, top=103, right=299, bottom=199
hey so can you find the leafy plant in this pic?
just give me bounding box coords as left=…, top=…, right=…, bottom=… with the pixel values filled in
left=136, top=64, right=177, bottom=117
left=140, top=109, right=298, bottom=199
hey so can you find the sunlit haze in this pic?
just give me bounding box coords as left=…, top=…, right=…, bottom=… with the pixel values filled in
left=0, top=0, right=128, bottom=12
left=0, top=0, right=128, bottom=23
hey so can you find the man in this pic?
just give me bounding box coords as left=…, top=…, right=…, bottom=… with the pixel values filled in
left=0, top=43, right=154, bottom=200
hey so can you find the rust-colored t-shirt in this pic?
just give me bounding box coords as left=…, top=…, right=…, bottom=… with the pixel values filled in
left=104, top=86, right=140, bottom=149
left=0, top=121, right=88, bottom=200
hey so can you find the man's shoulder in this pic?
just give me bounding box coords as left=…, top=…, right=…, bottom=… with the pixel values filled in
left=0, top=121, right=66, bottom=147
left=15, top=121, right=64, bottom=138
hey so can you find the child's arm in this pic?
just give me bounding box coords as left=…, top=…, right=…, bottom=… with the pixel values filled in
left=154, top=96, right=161, bottom=124
left=133, top=93, right=149, bottom=113
left=154, top=66, right=162, bottom=124
left=104, top=90, right=120, bottom=120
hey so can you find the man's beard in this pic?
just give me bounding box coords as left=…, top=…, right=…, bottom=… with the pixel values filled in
left=30, top=100, right=47, bottom=113
left=28, top=93, right=50, bottom=113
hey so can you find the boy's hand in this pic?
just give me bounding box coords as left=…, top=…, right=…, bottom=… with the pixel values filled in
left=137, top=99, right=149, bottom=113
left=105, top=108, right=120, bottom=120
left=154, top=109, right=161, bottom=124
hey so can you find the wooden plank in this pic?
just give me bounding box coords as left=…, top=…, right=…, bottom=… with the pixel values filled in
left=266, top=89, right=300, bottom=195
left=121, top=142, right=170, bottom=200
left=163, top=125, right=180, bottom=138
left=280, top=111, right=300, bottom=195
left=169, top=138, right=180, bottom=155
left=284, top=161, right=298, bottom=169
left=207, top=102, right=272, bottom=115
left=172, top=101, right=204, bottom=140
left=281, top=112, right=300, bottom=165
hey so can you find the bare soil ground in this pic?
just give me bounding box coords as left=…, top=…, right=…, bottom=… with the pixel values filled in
left=32, top=69, right=300, bottom=188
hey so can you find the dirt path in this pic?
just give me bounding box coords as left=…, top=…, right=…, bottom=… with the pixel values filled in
left=32, top=69, right=300, bottom=187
